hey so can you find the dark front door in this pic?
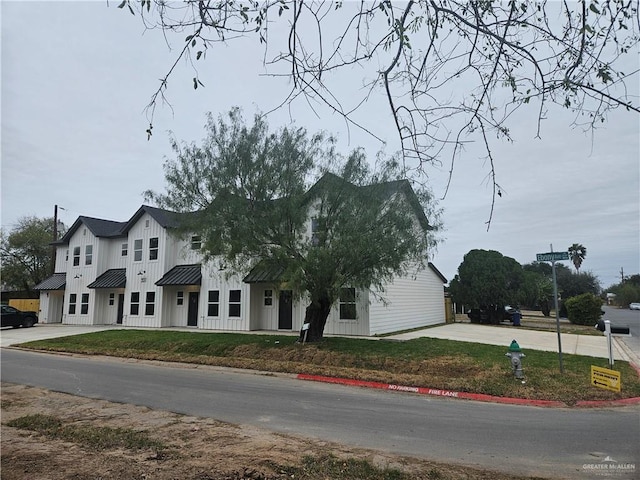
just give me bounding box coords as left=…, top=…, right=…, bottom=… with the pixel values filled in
left=116, top=294, right=124, bottom=324
left=188, top=292, right=199, bottom=327
left=278, top=290, right=293, bottom=330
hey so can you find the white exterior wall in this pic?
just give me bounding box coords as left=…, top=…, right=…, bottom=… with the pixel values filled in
left=38, top=291, right=65, bottom=324
left=54, top=245, right=68, bottom=272
left=63, top=226, right=98, bottom=325
left=323, top=289, right=370, bottom=336
left=121, top=213, right=167, bottom=328
left=200, top=265, right=251, bottom=331
left=368, top=264, right=445, bottom=335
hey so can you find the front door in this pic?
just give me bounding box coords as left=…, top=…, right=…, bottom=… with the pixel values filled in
left=116, top=294, right=124, bottom=324
left=188, top=292, right=199, bottom=327
left=278, top=290, right=293, bottom=330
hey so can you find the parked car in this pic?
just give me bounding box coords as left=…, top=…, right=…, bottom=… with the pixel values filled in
left=630, top=302, right=640, bottom=311
left=1, top=305, right=39, bottom=328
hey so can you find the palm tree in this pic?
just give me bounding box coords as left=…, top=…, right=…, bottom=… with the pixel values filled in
left=568, top=243, right=587, bottom=273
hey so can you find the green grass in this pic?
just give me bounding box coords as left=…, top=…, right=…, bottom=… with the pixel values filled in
left=18, top=330, right=640, bottom=405
left=7, top=414, right=165, bottom=451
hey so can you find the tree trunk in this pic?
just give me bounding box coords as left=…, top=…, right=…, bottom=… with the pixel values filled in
left=298, top=294, right=332, bottom=343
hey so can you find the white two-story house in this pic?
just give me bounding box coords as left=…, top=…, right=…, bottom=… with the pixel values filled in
left=36, top=180, right=447, bottom=336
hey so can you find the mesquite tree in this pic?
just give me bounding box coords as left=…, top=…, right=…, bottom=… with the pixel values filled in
left=145, top=108, right=441, bottom=341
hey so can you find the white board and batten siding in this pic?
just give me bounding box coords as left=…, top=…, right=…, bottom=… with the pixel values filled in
left=62, top=226, right=99, bottom=325
left=120, top=213, right=167, bottom=328
left=324, top=290, right=370, bottom=336
left=369, top=264, right=445, bottom=335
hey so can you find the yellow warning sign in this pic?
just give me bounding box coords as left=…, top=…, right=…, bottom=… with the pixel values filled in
left=591, top=366, right=621, bottom=393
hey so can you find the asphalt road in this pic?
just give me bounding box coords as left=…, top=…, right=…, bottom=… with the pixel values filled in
left=603, top=305, right=640, bottom=361
left=2, top=349, right=638, bottom=479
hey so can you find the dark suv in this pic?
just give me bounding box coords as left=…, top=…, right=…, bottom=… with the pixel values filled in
left=1, top=305, right=39, bottom=328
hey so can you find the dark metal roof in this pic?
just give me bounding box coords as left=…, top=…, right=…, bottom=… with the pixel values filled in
left=34, top=273, right=66, bottom=291
left=88, top=269, right=126, bottom=289
left=53, top=216, right=127, bottom=245
left=155, top=264, right=201, bottom=286
left=243, top=263, right=285, bottom=283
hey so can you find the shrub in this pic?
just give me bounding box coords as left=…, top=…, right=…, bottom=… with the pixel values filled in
left=564, top=293, right=604, bottom=325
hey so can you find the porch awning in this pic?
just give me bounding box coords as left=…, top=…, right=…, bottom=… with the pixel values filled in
left=155, top=264, right=201, bottom=286
left=88, top=268, right=126, bottom=289
left=243, top=263, right=285, bottom=283
left=34, top=273, right=66, bottom=291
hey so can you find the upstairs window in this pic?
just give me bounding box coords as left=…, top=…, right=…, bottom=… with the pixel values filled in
left=65, top=249, right=69, bottom=262
left=121, top=243, right=128, bottom=256
left=339, top=288, right=357, bottom=320
left=229, top=290, right=241, bottom=317
left=73, top=246, right=80, bottom=266
left=85, top=245, right=93, bottom=265
left=149, top=237, right=159, bottom=260
left=191, top=235, right=202, bottom=250
left=133, top=239, right=143, bottom=261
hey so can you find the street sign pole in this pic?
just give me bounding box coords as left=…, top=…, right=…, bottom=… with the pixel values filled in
left=550, top=244, right=564, bottom=374
left=536, top=246, right=568, bottom=374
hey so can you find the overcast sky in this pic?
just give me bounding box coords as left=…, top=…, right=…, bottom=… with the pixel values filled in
left=2, top=2, right=639, bottom=289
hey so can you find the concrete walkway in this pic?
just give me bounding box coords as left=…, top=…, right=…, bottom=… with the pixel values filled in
left=387, top=323, right=634, bottom=363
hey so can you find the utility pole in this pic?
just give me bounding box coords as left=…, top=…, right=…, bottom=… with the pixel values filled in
left=620, top=267, right=625, bottom=283
left=52, top=205, right=58, bottom=275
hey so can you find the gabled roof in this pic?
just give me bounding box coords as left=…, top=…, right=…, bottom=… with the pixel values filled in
left=88, top=269, right=126, bottom=289
left=34, top=273, right=66, bottom=291
left=53, top=216, right=127, bottom=245
left=304, top=173, right=432, bottom=231
left=119, top=205, right=183, bottom=234
left=155, top=264, right=202, bottom=286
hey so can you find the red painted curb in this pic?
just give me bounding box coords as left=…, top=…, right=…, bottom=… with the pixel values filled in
left=296, top=373, right=640, bottom=408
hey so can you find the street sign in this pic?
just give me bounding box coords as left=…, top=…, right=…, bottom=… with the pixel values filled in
left=591, top=365, right=621, bottom=393
left=536, top=251, right=569, bottom=262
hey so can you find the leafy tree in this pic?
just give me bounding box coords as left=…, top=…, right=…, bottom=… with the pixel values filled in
left=556, top=267, right=601, bottom=299
left=564, top=293, right=603, bottom=326
left=118, top=1, right=639, bottom=224
left=606, top=276, right=640, bottom=306
left=1, top=217, right=65, bottom=294
left=448, top=249, right=523, bottom=322
left=145, top=108, right=442, bottom=342
left=519, top=269, right=553, bottom=316
left=568, top=243, right=587, bottom=273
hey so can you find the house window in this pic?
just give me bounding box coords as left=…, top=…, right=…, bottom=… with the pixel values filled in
left=68, top=294, right=77, bottom=314
left=81, top=293, right=89, bottom=315
left=145, top=219, right=150, bottom=228
left=229, top=290, right=241, bottom=317
left=130, top=292, right=140, bottom=315
left=145, top=292, right=155, bottom=315
left=109, top=293, right=115, bottom=306
left=149, top=237, right=159, bottom=260
left=133, top=239, right=143, bottom=261
left=264, top=289, right=273, bottom=306
left=177, top=291, right=184, bottom=306
left=85, top=245, right=93, bottom=265
left=191, top=235, right=201, bottom=250
left=121, top=243, right=128, bottom=256
left=65, top=249, right=69, bottom=262
left=207, top=290, right=219, bottom=317
left=339, top=288, right=356, bottom=320
left=73, top=246, right=80, bottom=266
left=311, top=218, right=320, bottom=246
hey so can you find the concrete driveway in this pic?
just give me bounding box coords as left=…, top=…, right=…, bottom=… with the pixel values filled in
left=0, top=324, right=116, bottom=347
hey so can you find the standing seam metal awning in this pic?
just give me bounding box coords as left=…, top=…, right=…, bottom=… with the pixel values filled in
left=242, top=263, right=285, bottom=283
left=155, top=264, right=202, bottom=286
left=34, top=273, right=67, bottom=291
left=88, top=269, right=127, bottom=289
